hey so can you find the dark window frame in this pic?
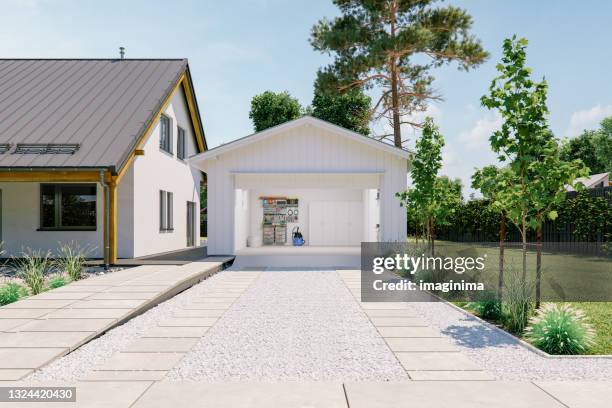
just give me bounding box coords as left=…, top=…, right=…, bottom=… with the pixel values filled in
left=177, top=126, right=186, bottom=160
left=39, top=183, right=97, bottom=231
left=159, top=114, right=173, bottom=155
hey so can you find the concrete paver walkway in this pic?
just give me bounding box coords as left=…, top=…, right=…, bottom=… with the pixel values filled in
left=0, top=259, right=230, bottom=381
left=0, top=268, right=609, bottom=407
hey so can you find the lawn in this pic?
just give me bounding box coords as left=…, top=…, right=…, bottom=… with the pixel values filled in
left=432, top=241, right=612, bottom=355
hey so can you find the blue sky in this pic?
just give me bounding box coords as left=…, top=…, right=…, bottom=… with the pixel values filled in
left=2, top=0, right=611, bottom=194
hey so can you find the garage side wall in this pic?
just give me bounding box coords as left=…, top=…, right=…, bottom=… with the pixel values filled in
left=201, top=124, right=408, bottom=255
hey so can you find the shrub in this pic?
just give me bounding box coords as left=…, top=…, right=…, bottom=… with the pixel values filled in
left=467, top=290, right=502, bottom=320
left=0, top=283, right=28, bottom=305
left=525, top=303, right=595, bottom=354
left=12, top=249, right=51, bottom=295
left=48, top=275, right=67, bottom=289
left=502, top=267, right=534, bottom=334
left=55, top=242, right=92, bottom=281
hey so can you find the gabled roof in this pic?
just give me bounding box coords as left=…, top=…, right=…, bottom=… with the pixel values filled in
left=189, top=116, right=411, bottom=164
left=566, top=172, right=609, bottom=191
left=0, top=58, right=206, bottom=171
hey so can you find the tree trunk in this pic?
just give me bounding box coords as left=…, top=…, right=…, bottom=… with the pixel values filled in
left=498, top=211, right=506, bottom=300
left=388, top=6, right=402, bottom=148
left=428, top=216, right=435, bottom=255
left=535, top=219, right=543, bottom=309
left=521, top=209, right=527, bottom=283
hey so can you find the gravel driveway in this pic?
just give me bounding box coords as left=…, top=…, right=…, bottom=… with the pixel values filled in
left=167, top=270, right=408, bottom=381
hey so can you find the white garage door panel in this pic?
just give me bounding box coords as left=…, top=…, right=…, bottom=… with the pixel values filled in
left=309, top=201, right=363, bottom=246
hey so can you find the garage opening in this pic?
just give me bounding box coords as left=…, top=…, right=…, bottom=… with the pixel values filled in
left=232, top=173, right=381, bottom=267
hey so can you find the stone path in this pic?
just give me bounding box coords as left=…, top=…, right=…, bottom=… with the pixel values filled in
left=0, top=267, right=610, bottom=406
left=337, top=270, right=493, bottom=381
left=0, top=259, right=230, bottom=381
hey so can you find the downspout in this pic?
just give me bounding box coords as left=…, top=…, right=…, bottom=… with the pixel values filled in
left=99, top=170, right=110, bottom=270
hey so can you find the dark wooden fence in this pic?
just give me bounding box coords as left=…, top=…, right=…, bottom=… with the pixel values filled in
left=201, top=220, right=207, bottom=238
left=434, top=186, right=611, bottom=257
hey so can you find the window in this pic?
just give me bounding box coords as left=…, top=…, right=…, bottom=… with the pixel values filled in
left=40, top=184, right=96, bottom=230
left=177, top=127, right=186, bottom=160
left=160, top=190, right=174, bottom=231
left=159, top=115, right=173, bottom=154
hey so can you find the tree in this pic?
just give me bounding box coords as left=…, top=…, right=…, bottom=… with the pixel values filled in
left=311, top=0, right=488, bottom=147
left=396, top=117, right=445, bottom=252
left=480, top=36, right=587, bottom=305
left=472, top=165, right=517, bottom=299
left=249, top=91, right=302, bottom=132
left=311, top=88, right=371, bottom=135
left=561, top=117, right=612, bottom=174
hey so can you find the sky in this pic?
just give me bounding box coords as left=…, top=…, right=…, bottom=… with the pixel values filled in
left=2, top=0, right=611, bottom=195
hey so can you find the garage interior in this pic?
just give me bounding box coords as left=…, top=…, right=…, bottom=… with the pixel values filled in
left=232, top=173, right=380, bottom=267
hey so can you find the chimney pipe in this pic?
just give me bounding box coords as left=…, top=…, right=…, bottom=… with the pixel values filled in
left=119, top=47, right=125, bottom=59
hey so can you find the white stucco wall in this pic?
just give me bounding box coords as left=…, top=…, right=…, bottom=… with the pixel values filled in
left=197, top=121, right=408, bottom=255
left=128, top=88, right=201, bottom=258
left=0, top=182, right=104, bottom=258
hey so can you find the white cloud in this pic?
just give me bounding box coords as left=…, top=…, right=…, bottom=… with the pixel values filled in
left=565, top=104, right=612, bottom=137
left=459, top=112, right=502, bottom=150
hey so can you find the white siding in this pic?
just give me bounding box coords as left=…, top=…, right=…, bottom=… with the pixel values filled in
left=128, top=88, right=202, bottom=257
left=198, top=122, right=407, bottom=255
left=0, top=182, right=104, bottom=257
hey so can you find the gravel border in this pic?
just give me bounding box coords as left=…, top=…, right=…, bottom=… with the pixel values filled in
left=410, top=301, right=612, bottom=381
left=26, top=270, right=227, bottom=382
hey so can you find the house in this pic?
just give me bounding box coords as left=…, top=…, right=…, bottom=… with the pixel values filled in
left=189, top=116, right=409, bottom=267
left=0, top=58, right=207, bottom=264
left=566, top=172, right=610, bottom=191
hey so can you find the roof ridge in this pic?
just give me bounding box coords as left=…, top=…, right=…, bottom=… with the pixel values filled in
left=0, top=58, right=187, bottom=61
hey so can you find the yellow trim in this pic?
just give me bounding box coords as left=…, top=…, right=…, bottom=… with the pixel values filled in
left=0, top=171, right=108, bottom=183
left=115, top=70, right=206, bottom=184
left=109, top=176, right=118, bottom=264
left=181, top=74, right=206, bottom=152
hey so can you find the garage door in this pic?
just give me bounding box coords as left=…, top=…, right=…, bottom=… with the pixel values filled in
left=309, top=201, right=363, bottom=246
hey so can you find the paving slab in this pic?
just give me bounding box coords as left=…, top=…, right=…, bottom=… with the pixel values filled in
left=369, top=317, right=428, bottom=326
left=142, top=326, right=210, bottom=338
left=106, top=285, right=171, bottom=292
left=97, top=353, right=185, bottom=371
left=157, top=317, right=218, bottom=327
left=68, top=299, right=147, bottom=309
left=534, top=381, right=612, bottom=408
left=1, top=299, right=77, bottom=309
left=0, top=331, right=95, bottom=349
left=84, top=370, right=168, bottom=382
left=15, top=318, right=115, bottom=332
left=125, top=338, right=199, bottom=353
left=344, top=381, right=566, bottom=408
left=42, top=308, right=132, bottom=319
left=384, top=337, right=458, bottom=352
left=52, top=285, right=113, bottom=292
left=395, top=352, right=482, bottom=371
left=408, top=370, right=495, bottom=381
left=0, top=309, right=54, bottom=319
left=131, top=381, right=348, bottom=408
left=1, top=381, right=154, bottom=408
left=29, top=292, right=96, bottom=300
left=87, top=292, right=160, bottom=300
left=0, top=348, right=67, bottom=369
left=377, top=326, right=441, bottom=338
left=0, top=319, right=29, bottom=332
left=0, top=369, right=33, bottom=381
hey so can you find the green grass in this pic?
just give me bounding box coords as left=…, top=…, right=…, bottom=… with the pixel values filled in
left=566, top=302, right=612, bottom=355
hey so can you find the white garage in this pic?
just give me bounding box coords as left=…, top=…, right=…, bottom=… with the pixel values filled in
left=189, top=116, right=409, bottom=267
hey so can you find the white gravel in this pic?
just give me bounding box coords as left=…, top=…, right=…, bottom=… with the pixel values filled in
left=410, top=301, right=612, bottom=381
left=26, top=271, right=234, bottom=382
left=167, top=270, right=408, bottom=382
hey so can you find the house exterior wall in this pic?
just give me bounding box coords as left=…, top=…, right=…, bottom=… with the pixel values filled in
left=129, top=88, right=201, bottom=258
left=201, top=123, right=407, bottom=255
left=0, top=182, right=104, bottom=257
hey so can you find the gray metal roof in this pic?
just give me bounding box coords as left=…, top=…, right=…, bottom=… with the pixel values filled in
left=0, top=58, right=190, bottom=170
